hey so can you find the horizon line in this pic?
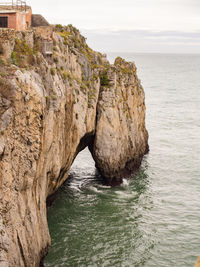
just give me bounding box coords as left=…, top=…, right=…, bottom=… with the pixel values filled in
left=104, top=51, right=200, bottom=55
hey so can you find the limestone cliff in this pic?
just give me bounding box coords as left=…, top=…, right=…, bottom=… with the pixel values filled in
left=0, top=25, right=148, bottom=266
left=195, top=256, right=200, bottom=267
left=90, top=57, right=148, bottom=184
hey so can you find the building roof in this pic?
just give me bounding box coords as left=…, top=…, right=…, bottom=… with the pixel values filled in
left=0, top=10, right=16, bottom=13
left=0, top=1, right=31, bottom=13
left=31, top=14, right=50, bottom=27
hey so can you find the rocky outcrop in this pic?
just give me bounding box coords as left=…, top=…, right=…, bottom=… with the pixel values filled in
left=195, top=256, right=200, bottom=267
left=91, top=57, right=148, bottom=184
left=0, top=25, right=148, bottom=266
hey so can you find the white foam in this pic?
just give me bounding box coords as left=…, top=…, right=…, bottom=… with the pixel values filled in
left=96, top=184, right=111, bottom=189
left=122, top=178, right=130, bottom=186
left=115, top=190, right=136, bottom=199
left=69, top=184, right=81, bottom=192
left=88, top=186, right=99, bottom=193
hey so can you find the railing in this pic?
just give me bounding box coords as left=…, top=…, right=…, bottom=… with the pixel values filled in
left=42, top=41, right=53, bottom=55
left=0, top=0, right=28, bottom=11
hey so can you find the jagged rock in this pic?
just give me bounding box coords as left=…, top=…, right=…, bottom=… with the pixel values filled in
left=0, top=26, right=148, bottom=266
left=0, top=136, right=5, bottom=156
left=91, top=58, right=148, bottom=184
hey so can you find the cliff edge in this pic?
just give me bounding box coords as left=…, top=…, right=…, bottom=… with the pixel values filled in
left=0, top=25, right=148, bottom=266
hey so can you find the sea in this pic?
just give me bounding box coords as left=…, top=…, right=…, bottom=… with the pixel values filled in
left=44, top=53, right=200, bottom=267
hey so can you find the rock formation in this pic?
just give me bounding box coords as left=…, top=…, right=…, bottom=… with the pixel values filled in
left=90, top=57, right=148, bottom=184
left=195, top=256, right=200, bottom=267
left=0, top=25, right=148, bottom=266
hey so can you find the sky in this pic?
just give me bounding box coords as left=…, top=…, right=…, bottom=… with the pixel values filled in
left=28, top=0, right=200, bottom=53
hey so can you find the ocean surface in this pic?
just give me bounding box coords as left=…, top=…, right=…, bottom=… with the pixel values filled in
left=44, top=53, right=200, bottom=267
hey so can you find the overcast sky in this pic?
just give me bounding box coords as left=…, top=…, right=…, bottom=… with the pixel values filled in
left=29, top=0, right=200, bottom=53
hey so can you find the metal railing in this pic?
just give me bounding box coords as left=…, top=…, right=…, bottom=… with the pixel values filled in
left=0, top=0, right=28, bottom=11
left=42, top=41, right=53, bottom=55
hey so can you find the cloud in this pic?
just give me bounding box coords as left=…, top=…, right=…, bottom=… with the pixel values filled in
left=29, top=0, right=200, bottom=53
left=29, top=0, right=200, bottom=32
left=88, top=29, right=200, bottom=38
left=81, top=29, right=200, bottom=53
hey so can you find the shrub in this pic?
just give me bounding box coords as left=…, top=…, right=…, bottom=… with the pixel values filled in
left=54, top=57, right=59, bottom=64
left=51, top=95, right=57, bottom=100
left=33, top=38, right=41, bottom=53
left=11, top=39, right=35, bottom=67
left=0, top=43, right=3, bottom=55
left=50, top=68, right=55, bottom=76
left=55, top=24, right=64, bottom=32
left=0, top=58, right=4, bottom=65
left=63, top=72, right=67, bottom=80
left=100, top=71, right=110, bottom=86
left=0, top=72, right=6, bottom=77
left=53, top=46, right=58, bottom=52
left=84, top=115, right=87, bottom=124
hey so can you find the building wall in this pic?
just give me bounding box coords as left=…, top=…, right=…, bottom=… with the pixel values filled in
left=0, top=13, right=17, bottom=29
left=0, top=9, right=32, bottom=30
left=16, top=12, right=26, bottom=30
left=25, top=9, right=32, bottom=29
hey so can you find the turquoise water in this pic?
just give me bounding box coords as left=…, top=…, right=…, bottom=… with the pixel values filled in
left=44, top=53, right=200, bottom=267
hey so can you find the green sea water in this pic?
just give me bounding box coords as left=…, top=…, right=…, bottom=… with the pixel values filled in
left=44, top=53, right=200, bottom=267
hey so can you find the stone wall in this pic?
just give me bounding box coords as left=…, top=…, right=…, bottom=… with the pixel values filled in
left=31, top=14, right=50, bottom=27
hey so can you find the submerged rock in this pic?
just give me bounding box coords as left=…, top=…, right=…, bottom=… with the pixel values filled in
left=0, top=25, right=148, bottom=266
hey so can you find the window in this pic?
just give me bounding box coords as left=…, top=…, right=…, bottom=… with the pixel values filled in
left=0, top=17, right=8, bottom=28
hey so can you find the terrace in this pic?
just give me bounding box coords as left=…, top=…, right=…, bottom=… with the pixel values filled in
left=0, top=0, right=31, bottom=12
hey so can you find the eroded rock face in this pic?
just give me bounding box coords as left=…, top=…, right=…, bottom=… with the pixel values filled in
left=0, top=26, right=148, bottom=266
left=91, top=58, right=148, bottom=184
